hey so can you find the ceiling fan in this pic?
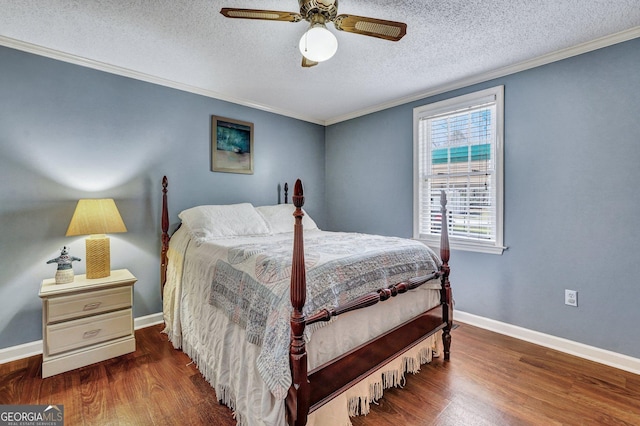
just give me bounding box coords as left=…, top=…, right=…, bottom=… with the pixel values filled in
left=220, top=0, right=407, bottom=67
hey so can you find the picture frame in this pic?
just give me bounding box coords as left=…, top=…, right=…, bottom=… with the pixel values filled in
left=211, top=115, right=254, bottom=174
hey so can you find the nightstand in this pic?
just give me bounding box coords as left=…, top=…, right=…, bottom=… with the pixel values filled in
left=39, top=269, right=137, bottom=378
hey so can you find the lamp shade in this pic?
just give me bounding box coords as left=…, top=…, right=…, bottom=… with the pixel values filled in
left=299, top=23, right=338, bottom=62
left=66, top=199, right=127, bottom=236
left=66, top=199, right=127, bottom=279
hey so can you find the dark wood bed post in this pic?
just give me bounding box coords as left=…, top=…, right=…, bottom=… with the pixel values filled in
left=160, top=176, right=169, bottom=299
left=439, top=190, right=453, bottom=360
left=286, top=179, right=311, bottom=426
left=284, top=182, right=289, bottom=204
left=157, top=176, right=451, bottom=424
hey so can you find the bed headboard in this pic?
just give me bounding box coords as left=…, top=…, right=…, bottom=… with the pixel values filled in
left=160, top=176, right=291, bottom=298
left=160, top=176, right=169, bottom=295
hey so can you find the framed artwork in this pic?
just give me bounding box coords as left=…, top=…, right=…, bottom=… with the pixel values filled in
left=211, top=115, right=254, bottom=174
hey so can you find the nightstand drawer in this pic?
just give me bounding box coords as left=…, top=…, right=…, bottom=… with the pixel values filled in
left=46, top=286, right=132, bottom=323
left=46, top=309, right=133, bottom=356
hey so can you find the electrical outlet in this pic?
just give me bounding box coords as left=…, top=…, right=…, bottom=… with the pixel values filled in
left=565, top=289, right=578, bottom=307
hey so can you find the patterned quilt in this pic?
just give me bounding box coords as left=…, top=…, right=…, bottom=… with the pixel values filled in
left=208, top=231, right=441, bottom=400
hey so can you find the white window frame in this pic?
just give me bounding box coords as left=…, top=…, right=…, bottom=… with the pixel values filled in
left=413, top=85, right=505, bottom=255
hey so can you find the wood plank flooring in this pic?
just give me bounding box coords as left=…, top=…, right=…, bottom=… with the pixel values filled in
left=1, top=323, right=639, bottom=425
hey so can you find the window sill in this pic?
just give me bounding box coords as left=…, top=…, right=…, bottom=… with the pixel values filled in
left=415, top=236, right=506, bottom=255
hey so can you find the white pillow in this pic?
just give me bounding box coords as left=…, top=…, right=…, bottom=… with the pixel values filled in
left=256, top=204, right=319, bottom=234
left=178, top=203, right=270, bottom=244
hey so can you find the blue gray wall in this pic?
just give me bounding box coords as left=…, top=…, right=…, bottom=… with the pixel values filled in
left=2, top=37, right=640, bottom=360
left=0, top=45, right=325, bottom=349
left=325, top=38, right=640, bottom=358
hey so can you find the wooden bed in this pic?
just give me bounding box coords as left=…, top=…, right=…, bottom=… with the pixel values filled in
left=160, top=176, right=453, bottom=426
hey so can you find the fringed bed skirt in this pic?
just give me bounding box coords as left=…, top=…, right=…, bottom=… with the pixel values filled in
left=163, top=226, right=443, bottom=426
left=307, top=331, right=442, bottom=426
left=168, top=327, right=441, bottom=426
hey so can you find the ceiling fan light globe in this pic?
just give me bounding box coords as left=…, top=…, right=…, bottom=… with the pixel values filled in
left=299, top=26, right=338, bottom=62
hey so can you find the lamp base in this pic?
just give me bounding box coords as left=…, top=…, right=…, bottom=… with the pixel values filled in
left=86, top=235, right=111, bottom=279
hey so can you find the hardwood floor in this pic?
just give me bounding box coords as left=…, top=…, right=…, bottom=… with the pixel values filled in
left=1, top=323, right=639, bottom=425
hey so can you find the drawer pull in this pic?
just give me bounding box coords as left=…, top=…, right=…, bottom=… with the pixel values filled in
left=83, top=329, right=101, bottom=339
left=83, top=302, right=102, bottom=311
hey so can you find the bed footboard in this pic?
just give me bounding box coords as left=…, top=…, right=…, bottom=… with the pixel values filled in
left=286, top=180, right=453, bottom=426
left=158, top=176, right=452, bottom=426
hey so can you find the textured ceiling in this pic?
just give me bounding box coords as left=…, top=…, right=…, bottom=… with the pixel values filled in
left=1, top=0, right=639, bottom=124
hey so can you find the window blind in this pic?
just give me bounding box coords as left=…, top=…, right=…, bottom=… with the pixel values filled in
left=417, top=100, right=497, bottom=242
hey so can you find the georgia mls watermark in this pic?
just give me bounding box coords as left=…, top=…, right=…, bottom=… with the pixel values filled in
left=0, top=405, right=63, bottom=426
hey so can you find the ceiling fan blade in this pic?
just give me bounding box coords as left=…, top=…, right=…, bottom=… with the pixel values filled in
left=220, top=8, right=303, bottom=22
left=302, top=56, right=318, bottom=68
left=333, top=14, right=407, bottom=41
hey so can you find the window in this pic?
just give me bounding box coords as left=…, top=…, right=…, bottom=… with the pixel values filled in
left=413, top=86, right=505, bottom=254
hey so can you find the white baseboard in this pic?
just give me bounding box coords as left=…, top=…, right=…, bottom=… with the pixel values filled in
left=455, top=310, right=640, bottom=376
left=133, top=312, right=165, bottom=330
left=0, top=312, right=164, bottom=365
left=4, top=311, right=639, bottom=377
left=0, top=340, right=43, bottom=365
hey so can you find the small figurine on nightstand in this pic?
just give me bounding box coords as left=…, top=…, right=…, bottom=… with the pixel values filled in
left=46, top=246, right=81, bottom=284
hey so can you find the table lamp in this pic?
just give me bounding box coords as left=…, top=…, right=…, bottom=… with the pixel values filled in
left=66, top=199, right=127, bottom=279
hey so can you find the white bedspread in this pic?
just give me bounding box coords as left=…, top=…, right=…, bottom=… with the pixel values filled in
left=163, top=227, right=443, bottom=426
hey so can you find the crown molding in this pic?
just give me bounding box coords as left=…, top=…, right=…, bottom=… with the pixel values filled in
left=324, top=26, right=640, bottom=125
left=0, top=35, right=325, bottom=126
left=2, top=26, right=639, bottom=127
